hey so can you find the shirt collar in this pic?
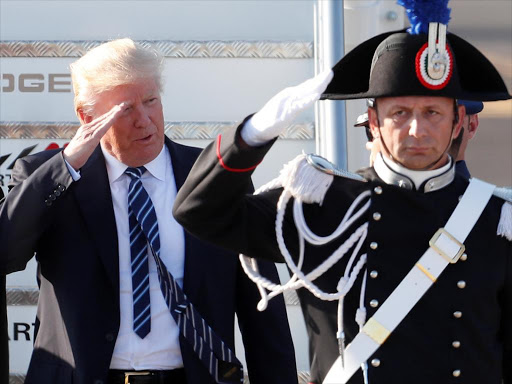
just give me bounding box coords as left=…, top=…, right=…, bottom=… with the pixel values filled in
left=373, top=153, right=455, bottom=193
left=100, top=144, right=167, bottom=183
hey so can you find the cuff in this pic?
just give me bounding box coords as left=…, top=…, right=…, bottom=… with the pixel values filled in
left=62, top=153, right=81, bottom=181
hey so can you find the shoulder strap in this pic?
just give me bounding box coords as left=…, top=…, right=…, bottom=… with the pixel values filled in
left=324, top=178, right=496, bottom=384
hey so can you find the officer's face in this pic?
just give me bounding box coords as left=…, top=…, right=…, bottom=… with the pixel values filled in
left=92, top=78, right=165, bottom=167
left=368, top=96, right=464, bottom=170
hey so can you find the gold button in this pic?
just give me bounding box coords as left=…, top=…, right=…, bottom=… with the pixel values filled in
left=371, top=358, right=380, bottom=367
left=373, top=212, right=382, bottom=221
left=370, top=242, right=378, bottom=250
left=452, top=341, right=461, bottom=348
left=460, top=253, right=468, bottom=261
left=453, top=370, right=461, bottom=377
left=370, top=270, right=378, bottom=279
left=370, top=299, right=379, bottom=308
left=457, top=281, right=466, bottom=289
left=453, top=311, right=462, bottom=319
left=374, top=186, right=383, bottom=195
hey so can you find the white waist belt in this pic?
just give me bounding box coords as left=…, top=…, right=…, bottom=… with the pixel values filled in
left=323, top=178, right=496, bottom=384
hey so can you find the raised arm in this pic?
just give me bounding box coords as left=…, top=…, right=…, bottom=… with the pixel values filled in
left=172, top=70, right=333, bottom=262
left=0, top=104, right=125, bottom=274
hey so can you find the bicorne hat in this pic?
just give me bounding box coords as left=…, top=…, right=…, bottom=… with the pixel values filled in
left=321, top=0, right=511, bottom=102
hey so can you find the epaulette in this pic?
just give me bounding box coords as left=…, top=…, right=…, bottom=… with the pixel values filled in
left=255, top=153, right=364, bottom=205
left=306, top=154, right=366, bottom=182
left=493, top=186, right=512, bottom=203
left=494, top=186, right=512, bottom=241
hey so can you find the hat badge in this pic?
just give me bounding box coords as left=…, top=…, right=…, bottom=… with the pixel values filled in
left=415, top=22, right=453, bottom=90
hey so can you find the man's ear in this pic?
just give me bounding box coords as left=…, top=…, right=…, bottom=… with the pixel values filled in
left=77, top=108, right=93, bottom=125
left=452, top=104, right=466, bottom=140
left=467, top=114, right=479, bottom=140
left=368, top=108, right=380, bottom=139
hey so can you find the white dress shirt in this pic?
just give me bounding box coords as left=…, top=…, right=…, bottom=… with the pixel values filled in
left=99, top=144, right=186, bottom=370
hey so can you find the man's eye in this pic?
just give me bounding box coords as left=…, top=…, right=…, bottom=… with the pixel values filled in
left=394, top=110, right=405, bottom=117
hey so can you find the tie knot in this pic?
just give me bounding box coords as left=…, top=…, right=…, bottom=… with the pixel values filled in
left=125, top=166, right=147, bottom=180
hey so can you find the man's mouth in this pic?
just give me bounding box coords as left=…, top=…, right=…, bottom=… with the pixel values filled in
left=136, top=134, right=153, bottom=142
left=407, top=146, right=429, bottom=153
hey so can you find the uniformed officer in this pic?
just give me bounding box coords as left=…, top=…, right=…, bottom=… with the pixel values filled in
left=173, top=1, right=512, bottom=383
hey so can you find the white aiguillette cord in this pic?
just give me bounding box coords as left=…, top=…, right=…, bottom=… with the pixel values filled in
left=323, top=178, right=496, bottom=384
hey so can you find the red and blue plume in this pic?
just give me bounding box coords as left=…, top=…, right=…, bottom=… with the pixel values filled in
left=397, top=0, right=451, bottom=35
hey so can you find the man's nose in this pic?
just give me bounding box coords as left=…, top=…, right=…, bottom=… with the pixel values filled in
left=133, top=105, right=151, bottom=128
left=408, top=116, right=427, bottom=138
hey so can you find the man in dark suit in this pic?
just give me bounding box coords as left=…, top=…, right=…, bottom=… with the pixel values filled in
left=0, top=38, right=297, bottom=384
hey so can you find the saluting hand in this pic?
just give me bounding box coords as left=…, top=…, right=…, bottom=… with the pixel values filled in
left=63, top=103, right=125, bottom=170
left=241, top=70, right=333, bottom=146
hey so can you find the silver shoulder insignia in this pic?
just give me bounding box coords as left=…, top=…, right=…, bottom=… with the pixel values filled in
left=306, top=154, right=366, bottom=182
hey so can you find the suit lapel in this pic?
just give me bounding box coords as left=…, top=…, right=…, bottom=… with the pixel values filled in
left=72, top=146, right=120, bottom=298
left=166, top=138, right=204, bottom=301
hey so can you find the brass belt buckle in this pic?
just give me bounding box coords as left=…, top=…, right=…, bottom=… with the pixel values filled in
left=125, top=371, right=151, bottom=384
left=429, top=228, right=465, bottom=263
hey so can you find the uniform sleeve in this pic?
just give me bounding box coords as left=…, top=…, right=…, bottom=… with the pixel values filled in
left=173, top=120, right=293, bottom=263
left=0, top=151, right=74, bottom=274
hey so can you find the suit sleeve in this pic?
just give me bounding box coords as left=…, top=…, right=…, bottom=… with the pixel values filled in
left=235, top=260, right=298, bottom=384
left=0, top=150, right=74, bottom=274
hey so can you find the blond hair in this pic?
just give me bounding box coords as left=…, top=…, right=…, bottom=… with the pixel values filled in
left=70, top=38, right=163, bottom=114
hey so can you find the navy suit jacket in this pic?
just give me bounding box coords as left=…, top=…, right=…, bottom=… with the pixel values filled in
left=0, top=138, right=297, bottom=384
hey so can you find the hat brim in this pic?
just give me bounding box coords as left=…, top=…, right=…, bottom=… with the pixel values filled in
left=321, top=29, right=511, bottom=102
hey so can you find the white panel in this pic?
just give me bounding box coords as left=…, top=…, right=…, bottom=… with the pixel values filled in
left=6, top=259, right=38, bottom=289
left=0, top=57, right=314, bottom=122
left=163, top=58, right=315, bottom=121
left=7, top=306, right=37, bottom=374
left=344, top=0, right=405, bottom=50
left=0, top=0, right=314, bottom=41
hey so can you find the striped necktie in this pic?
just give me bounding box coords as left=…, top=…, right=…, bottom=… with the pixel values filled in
left=125, top=167, right=243, bottom=384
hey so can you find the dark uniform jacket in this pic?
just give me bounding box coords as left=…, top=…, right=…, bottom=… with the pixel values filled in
left=0, top=137, right=297, bottom=384
left=173, top=124, right=512, bottom=384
